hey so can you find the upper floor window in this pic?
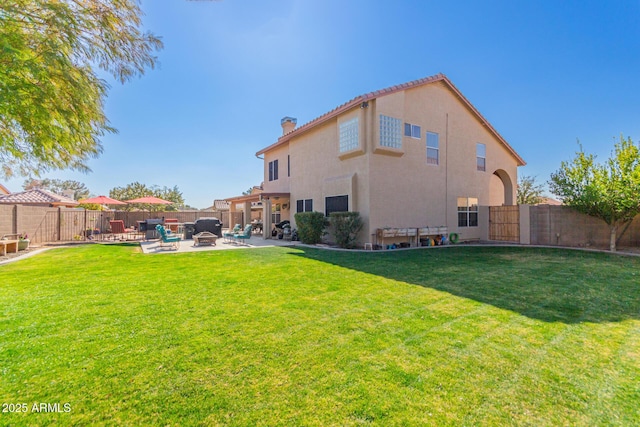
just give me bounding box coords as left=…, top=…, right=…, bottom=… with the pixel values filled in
left=404, top=123, right=421, bottom=139
left=269, top=159, right=279, bottom=181
left=339, top=117, right=359, bottom=153
left=476, top=143, right=486, bottom=171
left=458, top=197, right=478, bottom=227
left=426, top=132, right=439, bottom=165
left=379, top=115, right=402, bottom=149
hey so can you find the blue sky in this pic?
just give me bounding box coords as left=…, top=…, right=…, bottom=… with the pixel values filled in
left=5, top=0, right=640, bottom=208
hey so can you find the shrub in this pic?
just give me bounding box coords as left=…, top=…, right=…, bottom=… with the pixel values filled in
left=294, top=212, right=327, bottom=244
left=329, top=212, right=363, bottom=249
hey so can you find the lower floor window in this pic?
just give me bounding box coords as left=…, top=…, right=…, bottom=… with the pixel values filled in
left=458, top=197, right=478, bottom=227
left=296, top=199, right=313, bottom=213
left=272, top=204, right=281, bottom=224
left=325, top=195, right=348, bottom=216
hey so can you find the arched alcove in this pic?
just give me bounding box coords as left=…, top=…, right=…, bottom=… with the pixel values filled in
left=490, top=169, right=514, bottom=205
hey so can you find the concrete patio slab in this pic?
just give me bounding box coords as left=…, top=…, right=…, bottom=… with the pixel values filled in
left=140, top=236, right=299, bottom=254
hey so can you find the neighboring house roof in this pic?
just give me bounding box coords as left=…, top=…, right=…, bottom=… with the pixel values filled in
left=256, top=73, right=526, bottom=166
left=0, top=188, right=79, bottom=207
left=213, top=199, right=230, bottom=210
left=0, top=184, right=10, bottom=195
left=539, top=197, right=562, bottom=206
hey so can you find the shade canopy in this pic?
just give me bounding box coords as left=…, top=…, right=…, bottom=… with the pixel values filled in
left=125, top=196, right=173, bottom=205
left=78, top=195, right=127, bottom=205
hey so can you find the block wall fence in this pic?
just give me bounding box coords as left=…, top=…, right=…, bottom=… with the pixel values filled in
left=479, top=204, right=640, bottom=250
left=0, top=206, right=241, bottom=244
left=2, top=204, right=639, bottom=250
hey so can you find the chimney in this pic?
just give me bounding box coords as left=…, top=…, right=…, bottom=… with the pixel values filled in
left=62, top=189, right=75, bottom=200
left=281, top=116, right=297, bottom=135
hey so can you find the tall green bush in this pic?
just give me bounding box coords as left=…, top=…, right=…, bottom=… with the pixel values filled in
left=294, top=212, right=327, bottom=244
left=329, top=212, right=363, bottom=249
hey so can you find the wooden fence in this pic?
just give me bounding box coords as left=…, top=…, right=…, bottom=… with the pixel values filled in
left=489, top=205, right=520, bottom=242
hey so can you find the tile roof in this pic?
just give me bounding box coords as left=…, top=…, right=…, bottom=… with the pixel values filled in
left=256, top=73, right=525, bottom=166
left=0, top=188, right=79, bottom=206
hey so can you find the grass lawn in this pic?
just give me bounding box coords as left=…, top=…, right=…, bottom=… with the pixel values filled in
left=0, top=244, right=639, bottom=426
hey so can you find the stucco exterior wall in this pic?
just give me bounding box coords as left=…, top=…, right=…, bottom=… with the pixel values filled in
left=262, top=142, right=291, bottom=194
left=282, top=107, right=372, bottom=238
left=367, top=82, right=518, bottom=242
left=260, top=78, right=521, bottom=246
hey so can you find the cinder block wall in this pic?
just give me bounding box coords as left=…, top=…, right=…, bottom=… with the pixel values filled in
left=0, top=205, right=16, bottom=236
left=529, top=205, right=640, bottom=249
left=16, top=206, right=58, bottom=243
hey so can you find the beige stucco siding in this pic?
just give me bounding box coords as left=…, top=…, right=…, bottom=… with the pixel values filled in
left=262, top=143, right=291, bottom=194
left=366, top=82, right=517, bottom=241
left=286, top=109, right=371, bottom=234
left=259, top=76, right=522, bottom=246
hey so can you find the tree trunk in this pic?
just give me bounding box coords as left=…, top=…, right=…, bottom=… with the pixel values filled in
left=609, top=224, right=617, bottom=252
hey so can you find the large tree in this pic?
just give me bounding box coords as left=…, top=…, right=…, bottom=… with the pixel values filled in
left=109, top=182, right=184, bottom=212
left=549, top=136, right=640, bottom=252
left=517, top=175, right=545, bottom=205
left=0, top=1, right=162, bottom=177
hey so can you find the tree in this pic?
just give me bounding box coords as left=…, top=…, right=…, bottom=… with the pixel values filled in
left=109, top=182, right=185, bottom=212
left=549, top=136, right=640, bottom=252
left=517, top=175, right=545, bottom=205
left=0, top=1, right=162, bottom=177
left=109, top=181, right=151, bottom=211
left=23, top=178, right=90, bottom=200
left=152, top=185, right=185, bottom=211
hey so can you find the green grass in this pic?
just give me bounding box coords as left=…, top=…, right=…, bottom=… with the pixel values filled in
left=0, top=244, right=639, bottom=426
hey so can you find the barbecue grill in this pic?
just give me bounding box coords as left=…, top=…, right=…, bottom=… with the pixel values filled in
left=140, top=218, right=163, bottom=239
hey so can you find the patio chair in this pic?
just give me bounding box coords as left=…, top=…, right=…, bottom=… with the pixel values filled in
left=223, top=224, right=241, bottom=243
left=109, top=220, right=134, bottom=240
left=233, top=224, right=254, bottom=245
left=164, top=218, right=179, bottom=233
left=155, top=224, right=180, bottom=250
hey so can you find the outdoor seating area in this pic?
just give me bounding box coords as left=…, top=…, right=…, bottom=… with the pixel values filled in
left=139, top=223, right=297, bottom=254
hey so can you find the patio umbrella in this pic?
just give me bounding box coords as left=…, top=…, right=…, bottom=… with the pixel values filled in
left=77, top=196, right=127, bottom=237
left=125, top=196, right=173, bottom=205
left=78, top=195, right=127, bottom=205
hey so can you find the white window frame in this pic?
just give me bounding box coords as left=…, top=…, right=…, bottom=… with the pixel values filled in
left=476, top=143, right=486, bottom=172
left=457, top=197, right=478, bottom=227
left=426, top=131, right=439, bottom=165
left=404, top=123, right=421, bottom=139
left=296, top=199, right=313, bottom=213
left=272, top=203, right=281, bottom=223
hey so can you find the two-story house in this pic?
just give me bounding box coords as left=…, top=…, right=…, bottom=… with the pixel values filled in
left=256, top=73, right=525, bottom=245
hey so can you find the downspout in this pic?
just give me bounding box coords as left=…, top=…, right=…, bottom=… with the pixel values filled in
left=445, top=113, right=449, bottom=223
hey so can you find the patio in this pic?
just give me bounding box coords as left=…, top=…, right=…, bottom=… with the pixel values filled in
left=140, top=233, right=299, bottom=254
